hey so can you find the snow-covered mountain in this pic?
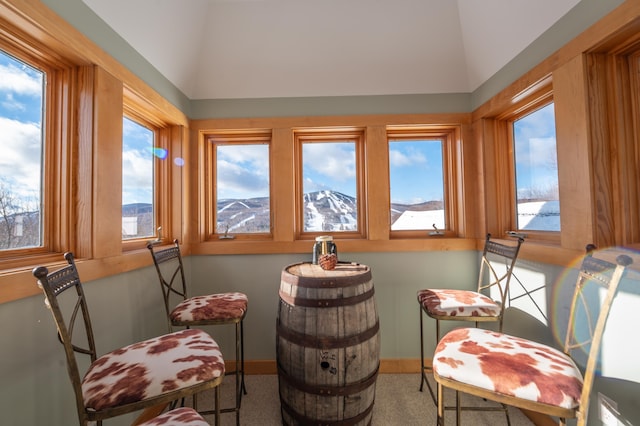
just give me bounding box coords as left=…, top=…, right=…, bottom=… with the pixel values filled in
left=214, top=191, right=560, bottom=233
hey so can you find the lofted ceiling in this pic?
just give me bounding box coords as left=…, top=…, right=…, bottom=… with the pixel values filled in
left=82, top=0, right=581, bottom=100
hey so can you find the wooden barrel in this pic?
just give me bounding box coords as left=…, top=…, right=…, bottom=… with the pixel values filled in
left=277, top=262, right=380, bottom=425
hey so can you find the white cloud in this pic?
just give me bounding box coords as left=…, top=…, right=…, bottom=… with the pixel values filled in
left=389, top=148, right=426, bottom=167
left=303, top=142, right=355, bottom=180
left=122, top=149, right=155, bottom=204
left=0, top=63, right=42, bottom=96
left=0, top=117, right=41, bottom=195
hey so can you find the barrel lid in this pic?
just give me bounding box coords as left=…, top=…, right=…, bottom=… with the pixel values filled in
left=282, top=262, right=371, bottom=288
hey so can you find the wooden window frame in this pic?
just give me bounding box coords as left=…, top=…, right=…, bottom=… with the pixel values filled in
left=0, top=32, right=73, bottom=268
left=386, top=126, right=460, bottom=239
left=120, top=110, right=162, bottom=250
left=203, top=130, right=273, bottom=242
left=294, top=128, right=367, bottom=241
left=494, top=86, right=561, bottom=244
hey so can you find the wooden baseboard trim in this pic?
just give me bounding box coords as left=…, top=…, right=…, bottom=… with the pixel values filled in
left=237, top=359, right=554, bottom=426
left=229, top=358, right=426, bottom=375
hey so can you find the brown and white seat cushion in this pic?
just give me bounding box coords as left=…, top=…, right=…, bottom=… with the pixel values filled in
left=82, top=328, right=225, bottom=411
left=138, top=407, right=209, bottom=426
left=417, top=289, right=501, bottom=317
left=171, top=292, right=248, bottom=323
left=433, top=328, right=582, bottom=409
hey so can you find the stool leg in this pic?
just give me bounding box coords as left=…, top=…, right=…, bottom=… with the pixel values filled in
left=235, top=321, right=241, bottom=426
left=240, top=319, right=247, bottom=395
left=419, top=304, right=425, bottom=392
left=214, top=386, right=220, bottom=426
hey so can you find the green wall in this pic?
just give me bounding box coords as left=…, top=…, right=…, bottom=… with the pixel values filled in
left=2, top=251, right=639, bottom=425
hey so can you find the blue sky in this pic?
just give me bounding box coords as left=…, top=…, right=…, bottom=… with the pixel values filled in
left=0, top=51, right=43, bottom=205
left=513, top=103, right=558, bottom=199
left=122, top=117, right=155, bottom=205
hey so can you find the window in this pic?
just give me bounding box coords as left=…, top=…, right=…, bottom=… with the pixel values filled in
left=206, top=131, right=271, bottom=239
left=122, top=117, right=156, bottom=240
left=0, top=49, right=44, bottom=251
left=389, top=139, right=445, bottom=232
left=295, top=129, right=365, bottom=238
left=511, top=102, right=560, bottom=232
left=387, top=126, right=458, bottom=237
left=0, top=50, right=44, bottom=250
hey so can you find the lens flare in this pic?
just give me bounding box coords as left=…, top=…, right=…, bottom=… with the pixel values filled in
left=550, top=246, right=635, bottom=369
left=174, top=157, right=185, bottom=167
left=151, top=147, right=168, bottom=159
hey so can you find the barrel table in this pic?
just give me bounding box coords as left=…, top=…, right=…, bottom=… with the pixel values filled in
left=276, top=262, right=380, bottom=425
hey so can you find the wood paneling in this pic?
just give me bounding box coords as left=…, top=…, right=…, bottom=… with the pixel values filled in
left=554, top=55, right=597, bottom=251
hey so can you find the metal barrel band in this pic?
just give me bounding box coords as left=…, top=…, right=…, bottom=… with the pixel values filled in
left=278, top=286, right=374, bottom=308
left=280, top=395, right=374, bottom=426
left=277, top=363, right=379, bottom=396
left=276, top=320, right=379, bottom=349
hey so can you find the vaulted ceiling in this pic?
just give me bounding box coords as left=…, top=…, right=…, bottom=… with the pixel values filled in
left=82, top=0, right=581, bottom=100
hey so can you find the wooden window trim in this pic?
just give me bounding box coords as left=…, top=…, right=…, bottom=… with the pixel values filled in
left=492, top=86, right=561, bottom=244
left=202, top=130, right=273, bottom=242
left=121, top=112, right=161, bottom=251
left=386, top=125, right=461, bottom=239
left=293, top=128, right=367, bottom=241
left=0, top=33, right=73, bottom=268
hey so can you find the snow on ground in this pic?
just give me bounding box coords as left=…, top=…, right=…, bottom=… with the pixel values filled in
left=391, top=201, right=560, bottom=231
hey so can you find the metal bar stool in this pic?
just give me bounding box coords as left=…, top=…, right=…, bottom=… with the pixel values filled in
left=417, top=233, right=524, bottom=406
left=148, top=239, right=248, bottom=426
left=33, top=253, right=225, bottom=426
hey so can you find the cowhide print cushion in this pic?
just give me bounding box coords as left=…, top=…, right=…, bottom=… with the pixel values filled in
left=417, top=289, right=500, bottom=317
left=138, top=407, right=209, bottom=426
left=433, top=327, right=582, bottom=409
left=171, top=292, right=248, bottom=322
left=82, top=328, right=224, bottom=411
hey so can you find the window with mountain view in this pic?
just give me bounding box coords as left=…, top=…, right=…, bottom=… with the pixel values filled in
left=0, top=49, right=44, bottom=250
left=215, top=140, right=270, bottom=235
left=122, top=117, right=156, bottom=240
left=512, top=102, right=560, bottom=232
left=389, top=139, right=445, bottom=231
left=298, top=131, right=363, bottom=235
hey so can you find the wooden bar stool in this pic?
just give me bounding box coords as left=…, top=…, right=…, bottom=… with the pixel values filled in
left=148, top=239, right=248, bottom=426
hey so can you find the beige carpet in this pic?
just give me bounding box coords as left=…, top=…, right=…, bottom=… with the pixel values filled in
left=193, top=374, right=534, bottom=425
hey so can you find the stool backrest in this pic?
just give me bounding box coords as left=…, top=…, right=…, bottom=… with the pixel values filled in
left=147, top=239, right=188, bottom=332
left=33, top=253, right=98, bottom=424
left=477, top=233, right=525, bottom=318
left=565, top=248, right=633, bottom=424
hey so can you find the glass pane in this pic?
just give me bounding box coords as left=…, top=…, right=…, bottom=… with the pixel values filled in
left=122, top=117, right=155, bottom=239
left=513, top=103, right=560, bottom=231
left=0, top=50, right=44, bottom=250
left=216, top=143, right=270, bottom=234
left=389, top=140, right=445, bottom=231
left=302, top=141, right=357, bottom=232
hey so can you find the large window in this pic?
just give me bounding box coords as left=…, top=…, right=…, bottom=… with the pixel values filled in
left=206, top=131, right=271, bottom=239
left=122, top=117, right=156, bottom=240
left=511, top=102, right=560, bottom=232
left=0, top=49, right=44, bottom=251
left=295, top=129, right=364, bottom=238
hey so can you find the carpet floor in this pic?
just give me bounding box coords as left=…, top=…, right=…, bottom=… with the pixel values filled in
left=192, top=374, right=534, bottom=426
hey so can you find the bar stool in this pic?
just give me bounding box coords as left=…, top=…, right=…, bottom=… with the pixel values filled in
left=147, top=239, right=248, bottom=426
left=417, top=233, right=524, bottom=404
left=33, top=253, right=225, bottom=426
left=137, top=407, right=210, bottom=426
